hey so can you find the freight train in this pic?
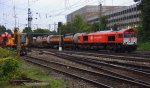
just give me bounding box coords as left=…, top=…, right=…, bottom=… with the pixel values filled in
left=31, top=28, right=138, bottom=52
left=0, top=28, right=138, bottom=54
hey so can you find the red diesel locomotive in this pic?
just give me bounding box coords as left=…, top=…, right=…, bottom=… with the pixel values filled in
left=73, top=28, right=137, bottom=52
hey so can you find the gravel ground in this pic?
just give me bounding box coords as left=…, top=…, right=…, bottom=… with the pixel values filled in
left=24, top=49, right=149, bottom=88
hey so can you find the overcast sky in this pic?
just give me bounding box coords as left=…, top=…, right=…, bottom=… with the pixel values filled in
left=0, top=0, right=136, bottom=31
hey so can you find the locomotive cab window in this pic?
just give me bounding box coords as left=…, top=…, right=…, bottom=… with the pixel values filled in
left=83, top=36, right=88, bottom=41
left=108, top=36, right=115, bottom=41
left=131, top=33, right=137, bottom=37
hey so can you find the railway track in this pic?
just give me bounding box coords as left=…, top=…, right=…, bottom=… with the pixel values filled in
left=37, top=49, right=150, bottom=73
left=35, top=48, right=150, bottom=63
left=59, top=50, right=150, bottom=73
left=62, top=48, right=150, bottom=58
left=41, top=50, right=150, bottom=82
left=61, top=50, right=150, bottom=63
left=24, top=55, right=150, bottom=88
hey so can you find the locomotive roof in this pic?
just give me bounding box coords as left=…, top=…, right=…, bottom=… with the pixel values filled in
left=79, top=28, right=137, bottom=36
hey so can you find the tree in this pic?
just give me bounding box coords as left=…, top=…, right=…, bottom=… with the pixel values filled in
left=0, top=25, right=6, bottom=34
left=22, top=27, right=32, bottom=34
left=137, top=0, right=150, bottom=40
left=6, top=29, right=13, bottom=34
left=136, top=26, right=143, bottom=41
left=59, top=15, right=91, bottom=34
left=91, top=22, right=99, bottom=32
left=100, top=16, right=107, bottom=30
left=72, top=15, right=91, bottom=33
left=33, top=28, right=51, bottom=34
left=60, top=22, right=72, bottom=34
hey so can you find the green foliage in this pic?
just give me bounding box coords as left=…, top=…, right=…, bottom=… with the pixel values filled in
left=0, top=48, right=20, bottom=82
left=60, top=15, right=108, bottom=34
left=33, top=28, right=50, bottom=34
left=23, top=27, right=32, bottom=34
left=20, top=61, right=65, bottom=88
left=60, top=15, right=91, bottom=34
left=0, top=57, right=20, bottom=81
left=137, top=0, right=150, bottom=40
left=91, top=16, right=108, bottom=32
left=91, top=22, right=99, bottom=32
left=0, top=48, right=17, bottom=58
left=100, top=16, right=107, bottom=30
left=6, top=29, right=13, bottom=34
left=0, top=25, right=6, bottom=34
left=72, top=15, right=91, bottom=33
left=135, top=26, right=143, bottom=41
left=50, top=80, right=63, bottom=88
left=0, top=48, right=65, bottom=87
left=60, top=22, right=73, bottom=34
left=138, top=42, right=150, bottom=50
left=0, top=25, right=12, bottom=34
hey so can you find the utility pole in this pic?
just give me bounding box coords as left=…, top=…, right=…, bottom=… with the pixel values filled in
left=28, top=0, right=32, bottom=51
left=28, top=0, right=33, bottom=29
left=98, top=1, right=102, bottom=31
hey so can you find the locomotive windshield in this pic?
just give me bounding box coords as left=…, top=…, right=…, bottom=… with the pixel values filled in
left=124, top=32, right=137, bottom=38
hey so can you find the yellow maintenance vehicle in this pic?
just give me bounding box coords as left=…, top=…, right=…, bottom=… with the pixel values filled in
left=13, top=28, right=29, bottom=56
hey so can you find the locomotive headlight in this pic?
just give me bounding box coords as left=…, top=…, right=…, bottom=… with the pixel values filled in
left=124, top=42, right=127, bottom=45
left=134, top=42, right=136, bottom=45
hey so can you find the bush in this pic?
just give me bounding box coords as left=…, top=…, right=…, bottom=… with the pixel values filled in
left=138, top=42, right=150, bottom=50
left=0, top=47, right=17, bottom=59
left=0, top=57, right=20, bottom=81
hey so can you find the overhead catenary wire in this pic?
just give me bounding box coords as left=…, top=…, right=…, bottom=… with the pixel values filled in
left=0, top=0, right=135, bottom=30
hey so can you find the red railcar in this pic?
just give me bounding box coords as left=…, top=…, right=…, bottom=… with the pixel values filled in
left=74, top=28, right=137, bottom=52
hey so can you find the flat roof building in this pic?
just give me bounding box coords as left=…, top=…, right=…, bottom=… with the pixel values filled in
left=67, top=5, right=125, bottom=23
left=105, top=4, right=141, bottom=29
left=88, top=4, right=141, bottom=29
left=67, top=4, right=141, bottom=29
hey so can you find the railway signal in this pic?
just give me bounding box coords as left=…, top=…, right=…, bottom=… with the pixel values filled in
left=58, top=22, right=62, bottom=51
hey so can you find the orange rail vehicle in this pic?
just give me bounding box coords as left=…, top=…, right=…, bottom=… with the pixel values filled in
left=74, top=28, right=137, bottom=52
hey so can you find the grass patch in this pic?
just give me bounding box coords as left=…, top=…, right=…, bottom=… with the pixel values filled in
left=138, top=42, right=150, bottom=50
left=0, top=48, right=21, bottom=88
left=19, top=60, right=65, bottom=88
left=0, top=47, right=17, bottom=59
left=0, top=48, right=66, bottom=88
